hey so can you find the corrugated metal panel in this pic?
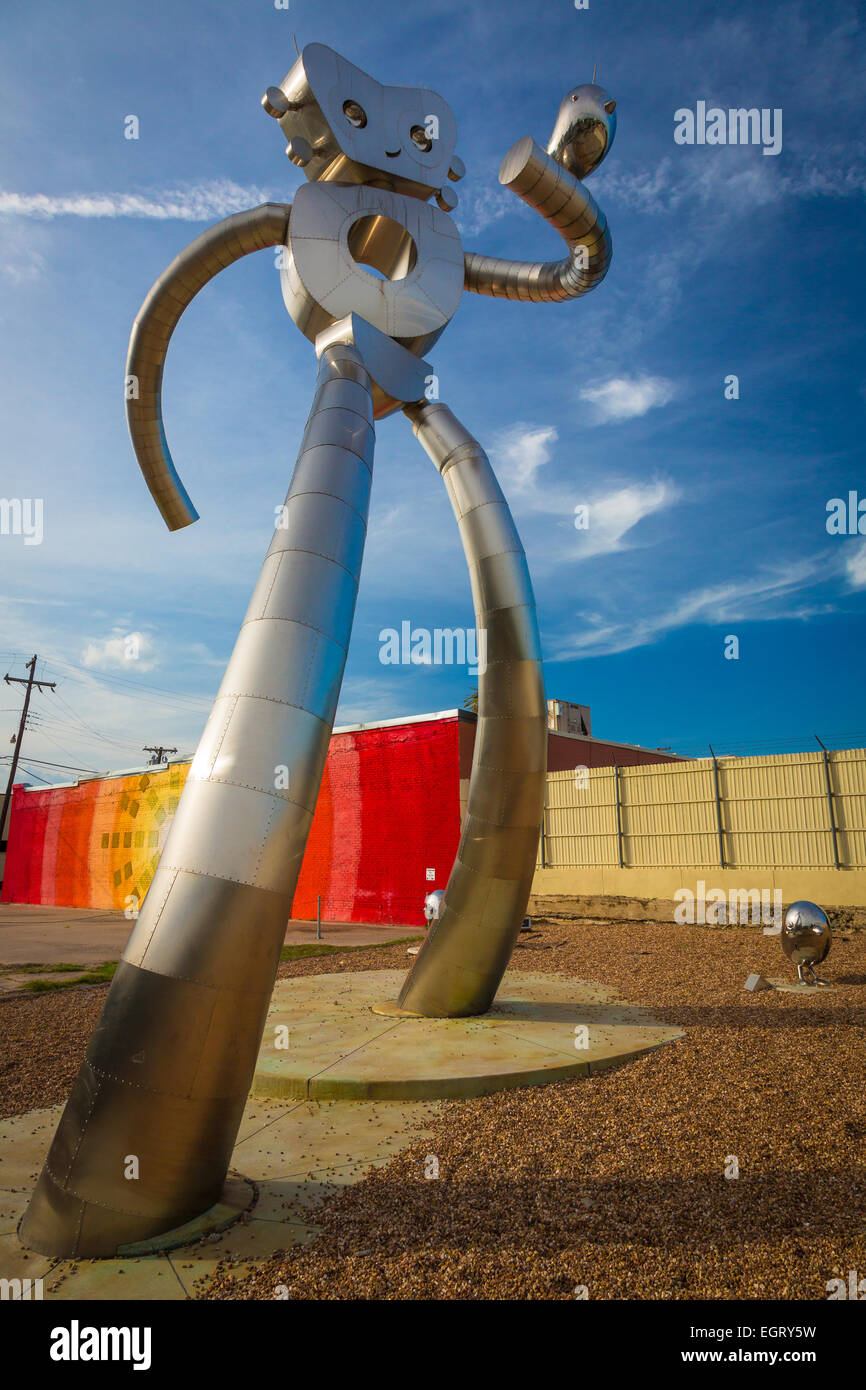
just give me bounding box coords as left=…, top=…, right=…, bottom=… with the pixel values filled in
left=540, top=749, right=866, bottom=870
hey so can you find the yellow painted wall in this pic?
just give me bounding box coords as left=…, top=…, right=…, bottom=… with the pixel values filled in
left=532, top=865, right=866, bottom=908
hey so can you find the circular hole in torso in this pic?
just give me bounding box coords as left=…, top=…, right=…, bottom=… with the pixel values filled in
left=347, top=214, right=418, bottom=281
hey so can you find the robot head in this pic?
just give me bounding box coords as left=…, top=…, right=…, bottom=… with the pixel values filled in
left=547, top=82, right=617, bottom=179
left=262, top=43, right=462, bottom=203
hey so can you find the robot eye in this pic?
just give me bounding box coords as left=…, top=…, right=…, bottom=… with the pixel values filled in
left=571, top=93, right=579, bottom=102
left=343, top=100, right=368, bottom=129
left=410, top=124, right=433, bottom=152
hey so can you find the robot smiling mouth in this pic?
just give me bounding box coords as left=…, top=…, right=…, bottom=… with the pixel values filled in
left=385, top=148, right=401, bottom=157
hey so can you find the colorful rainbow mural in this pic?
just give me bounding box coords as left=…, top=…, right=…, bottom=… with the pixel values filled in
left=3, top=715, right=463, bottom=926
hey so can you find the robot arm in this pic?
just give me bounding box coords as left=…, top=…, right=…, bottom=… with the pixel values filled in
left=125, top=202, right=292, bottom=530
left=463, top=83, right=616, bottom=304
left=463, top=136, right=610, bottom=303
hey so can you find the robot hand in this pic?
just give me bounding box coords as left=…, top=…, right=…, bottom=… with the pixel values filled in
left=463, top=81, right=616, bottom=304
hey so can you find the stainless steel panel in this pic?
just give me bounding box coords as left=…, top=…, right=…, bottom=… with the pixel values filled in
left=397, top=401, right=546, bottom=1017
left=299, top=406, right=375, bottom=464
left=125, top=871, right=288, bottom=993
left=24, top=341, right=375, bottom=1255
left=467, top=767, right=548, bottom=828
left=474, top=714, right=549, bottom=774
left=456, top=500, right=523, bottom=562
left=309, top=377, right=374, bottom=422
left=159, top=777, right=314, bottom=895
left=457, top=816, right=542, bottom=880
left=246, top=549, right=360, bottom=644
left=441, top=448, right=507, bottom=517
left=467, top=549, right=533, bottom=614
left=191, top=694, right=332, bottom=813
left=266, top=493, right=368, bottom=577
left=289, top=444, right=373, bottom=518
left=477, top=604, right=544, bottom=664
left=217, top=618, right=348, bottom=719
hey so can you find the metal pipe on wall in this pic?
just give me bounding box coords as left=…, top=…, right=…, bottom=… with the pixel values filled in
left=708, top=744, right=726, bottom=869
left=613, top=760, right=625, bottom=868
left=815, top=735, right=842, bottom=870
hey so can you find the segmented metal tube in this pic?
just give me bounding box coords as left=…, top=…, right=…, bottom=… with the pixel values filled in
left=125, top=203, right=291, bottom=531
left=20, top=344, right=375, bottom=1257
left=463, top=137, right=610, bottom=302
left=396, top=401, right=547, bottom=1018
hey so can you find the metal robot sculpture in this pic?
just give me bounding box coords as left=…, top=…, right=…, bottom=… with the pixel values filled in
left=20, top=44, right=616, bottom=1257
left=782, top=901, right=832, bottom=986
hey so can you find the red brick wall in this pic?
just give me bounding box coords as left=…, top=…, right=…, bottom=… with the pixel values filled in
left=291, top=717, right=461, bottom=926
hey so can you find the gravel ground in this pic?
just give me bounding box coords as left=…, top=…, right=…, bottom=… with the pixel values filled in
left=0, top=941, right=420, bottom=1119
left=3, top=920, right=865, bottom=1299
left=202, top=919, right=866, bottom=1300
left=0, top=986, right=106, bottom=1119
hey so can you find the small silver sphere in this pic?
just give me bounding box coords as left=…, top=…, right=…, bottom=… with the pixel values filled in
left=424, top=889, right=444, bottom=925
left=781, top=900, right=831, bottom=966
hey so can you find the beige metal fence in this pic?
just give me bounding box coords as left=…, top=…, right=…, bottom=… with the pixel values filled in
left=539, top=749, right=866, bottom=870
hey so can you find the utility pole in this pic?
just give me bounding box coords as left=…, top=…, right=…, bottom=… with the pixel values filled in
left=1, top=655, right=57, bottom=851
left=143, top=745, right=178, bottom=766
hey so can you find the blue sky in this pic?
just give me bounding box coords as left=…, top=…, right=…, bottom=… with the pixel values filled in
left=1, top=0, right=864, bottom=782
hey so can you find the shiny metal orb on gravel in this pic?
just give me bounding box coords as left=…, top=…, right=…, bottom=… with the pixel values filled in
left=781, top=901, right=831, bottom=965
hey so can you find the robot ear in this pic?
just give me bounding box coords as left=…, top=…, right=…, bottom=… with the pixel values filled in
left=262, top=86, right=293, bottom=118
left=604, top=99, right=616, bottom=114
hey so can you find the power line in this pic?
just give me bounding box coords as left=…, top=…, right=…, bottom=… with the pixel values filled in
left=17, top=765, right=54, bottom=786
left=0, top=755, right=99, bottom=774
left=25, top=723, right=99, bottom=769
left=47, top=658, right=213, bottom=712
left=50, top=689, right=146, bottom=742
left=27, top=708, right=138, bottom=753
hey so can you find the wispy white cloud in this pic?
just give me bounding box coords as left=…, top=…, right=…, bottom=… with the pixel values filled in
left=593, top=151, right=866, bottom=219
left=490, top=423, right=558, bottom=494
left=550, top=556, right=831, bottom=660
left=0, top=242, right=47, bottom=282
left=455, top=184, right=515, bottom=237
left=186, top=641, right=229, bottom=669
left=845, top=540, right=866, bottom=590
left=579, top=374, right=676, bottom=425
left=0, top=180, right=282, bottom=222
left=0, top=218, right=50, bottom=282
left=488, top=423, right=681, bottom=571
left=81, top=629, right=157, bottom=672
left=573, top=481, right=680, bottom=559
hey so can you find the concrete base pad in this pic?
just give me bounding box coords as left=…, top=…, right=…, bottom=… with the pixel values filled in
left=252, top=970, right=682, bottom=1101
left=1, top=1096, right=440, bottom=1296
left=115, top=1176, right=255, bottom=1256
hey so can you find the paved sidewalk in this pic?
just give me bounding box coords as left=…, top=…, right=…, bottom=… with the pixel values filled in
left=0, top=903, right=419, bottom=968
left=0, top=1096, right=440, bottom=1299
